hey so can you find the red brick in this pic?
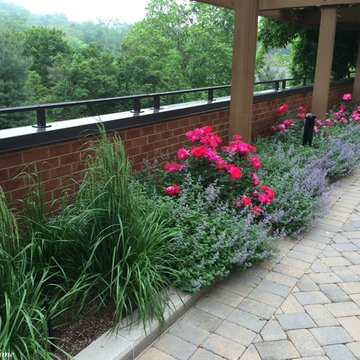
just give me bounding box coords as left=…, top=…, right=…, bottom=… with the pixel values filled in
left=0, top=152, right=23, bottom=168
left=131, top=136, right=147, bottom=148
left=50, top=164, right=72, bottom=178
left=72, top=162, right=86, bottom=173
left=10, top=187, right=29, bottom=203
left=122, top=139, right=132, bottom=149
left=141, top=126, right=155, bottom=136
left=126, top=146, right=141, bottom=157
left=160, top=130, right=173, bottom=139
left=148, top=133, right=163, bottom=143
left=59, top=153, right=80, bottom=166
left=124, top=128, right=142, bottom=139
left=173, top=127, right=186, bottom=136
left=153, top=140, right=167, bottom=149
left=43, top=178, right=61, bottom=191
left=141, top=143, right=154, bottom=153
left=48, top=143, right=72, bottom=157
left=0, top=168, right=8, bottom=182
left=23, top=148, right=49, bottom=163
left=71, top=140, right=87, bottom=152
left=167, top=137, right=180, bottom=146
left=132, top=154, right=146, bottom=165
left=154, top=123, right=168, bottom=132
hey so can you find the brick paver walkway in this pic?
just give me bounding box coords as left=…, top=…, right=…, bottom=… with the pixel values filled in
left=137, top=168, right=360, bottom=360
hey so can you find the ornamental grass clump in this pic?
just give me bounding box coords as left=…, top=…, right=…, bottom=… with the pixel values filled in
left=20, top=128, right=180, bottom=329
left=0, top=188, right=60, bottom=359
left=1, top=127, right=181, bottom=359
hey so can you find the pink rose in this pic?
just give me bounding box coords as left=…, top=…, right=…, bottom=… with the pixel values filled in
left=277, top=103, right=288, bottom=115
left=251, top=206, right=261, bottom=215
left=164, top=184, right=181, bottom=196
left=177, top=147, right=190, bottom=159
left=242, top=195, right=251, bottom=206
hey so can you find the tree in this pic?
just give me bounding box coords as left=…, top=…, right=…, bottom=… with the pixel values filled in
left=258, top=15, right=358, bottom=80
left=118, top=0, right=234, bottom=99
left=0, top=27, right=32, bottom=129
left=22, top=26, right=71, bottom=87
left=48, top=43, right=121, bottom=120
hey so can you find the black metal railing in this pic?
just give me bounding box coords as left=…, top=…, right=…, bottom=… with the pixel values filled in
left=0, top=77, right=308, bottom=129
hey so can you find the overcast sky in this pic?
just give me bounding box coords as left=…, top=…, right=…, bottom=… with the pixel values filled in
left=8, top=0, right=149, bottom=23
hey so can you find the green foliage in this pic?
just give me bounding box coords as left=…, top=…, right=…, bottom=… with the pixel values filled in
left=0, top=26, right=33, bottom=128
left=255, top=98, right=360, bottom=236
left=22, top=26, right=71, bottom=87
left=0, top=188, right=55, bottom=359
left=258, top=16, right=358, bottom=79
left=118, top=0, right=233, bottom=95
left=254, top=137, right=330, bottom=236
left=48, top=44, right=121, bottom=119
left=157, top=176, right=276, bottom=292
left=0, top=0, right=132, bottom=51
left=0, top=128, right=180, bottom=358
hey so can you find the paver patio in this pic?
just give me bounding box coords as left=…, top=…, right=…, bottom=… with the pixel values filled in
left=136, top=167, right=360, bottom=360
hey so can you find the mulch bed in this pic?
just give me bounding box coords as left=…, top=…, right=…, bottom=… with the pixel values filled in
left=52, top=302, right=115, bottom=359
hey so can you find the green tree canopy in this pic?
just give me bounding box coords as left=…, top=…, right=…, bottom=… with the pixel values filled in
left=0, top=27, right=32, bottom=128
left=118, top=0, right=234, bottom=96
left=22, top=26, right=71, bottom=86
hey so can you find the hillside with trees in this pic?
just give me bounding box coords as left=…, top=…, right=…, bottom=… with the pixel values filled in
left=0, top=0, right=358, bottom=129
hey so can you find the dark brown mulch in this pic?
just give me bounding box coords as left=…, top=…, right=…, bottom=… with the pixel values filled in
left=51, top=302, right=115, bottom=360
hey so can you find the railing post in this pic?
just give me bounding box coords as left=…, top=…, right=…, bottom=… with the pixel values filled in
left=133, top=98, right=141, bottom=114
left=153, top=95, right=160, bottom=111
left=303, top=113, right=316, bottom=146
left=275, top=81, right=280, bottom=91
left=34, top=108, right=48, bottom=128
left=303, top=77, right=307, bottom=86
left=208, top=89, right=214, bottom=102
left=282, top=80, right=286, bottom=89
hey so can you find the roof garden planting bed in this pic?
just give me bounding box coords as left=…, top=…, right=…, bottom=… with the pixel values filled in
left=1, top=93, right=360, bottom=359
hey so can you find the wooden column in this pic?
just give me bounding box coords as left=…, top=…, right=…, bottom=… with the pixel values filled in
left=353, top=39, right=360, bottom=101
left=311, top=6, right=337, bottom=120
left=229, top=0, right=258, bottom=143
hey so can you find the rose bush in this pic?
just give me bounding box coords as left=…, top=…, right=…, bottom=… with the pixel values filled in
left=161, top=126, right=275, bottom=216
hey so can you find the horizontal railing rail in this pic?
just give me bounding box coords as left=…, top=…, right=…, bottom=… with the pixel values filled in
left=0, top=77, right=308, bottom=129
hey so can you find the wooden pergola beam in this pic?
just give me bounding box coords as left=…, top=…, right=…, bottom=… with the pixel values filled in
left=259, top=0, right=359, bottom=10
left=293, top=6, right=360, bottom=26
left=311, top=6, right=337, bottom=120
left=258, top=9, right=297, bottom=22
left=229, top=0, right=259, bottom=142
left=353, top=39, right=360, bottom=101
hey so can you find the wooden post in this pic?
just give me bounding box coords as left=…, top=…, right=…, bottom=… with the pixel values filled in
left=311, top=6, right=337, bottom=120
left=353, top=39, right=360, bottom=101
left=229, top=0, right=258, bottom=143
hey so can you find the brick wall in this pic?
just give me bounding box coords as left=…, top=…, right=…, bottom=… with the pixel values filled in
left=0, top=81, right=353, bottom=211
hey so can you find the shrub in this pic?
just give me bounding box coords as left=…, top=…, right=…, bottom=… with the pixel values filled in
left=156, top=174, right=278, bottom=292
left=140, top=126, right=280, bottom=292
left=256, top=141, right=331, bottom=236
left=159, top=126, right=275, bottom=216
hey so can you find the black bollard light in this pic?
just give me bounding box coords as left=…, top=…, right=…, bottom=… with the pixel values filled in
left=44, top=297, right=55, bottom=351
left=302, top=113, right=316, bottom=146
